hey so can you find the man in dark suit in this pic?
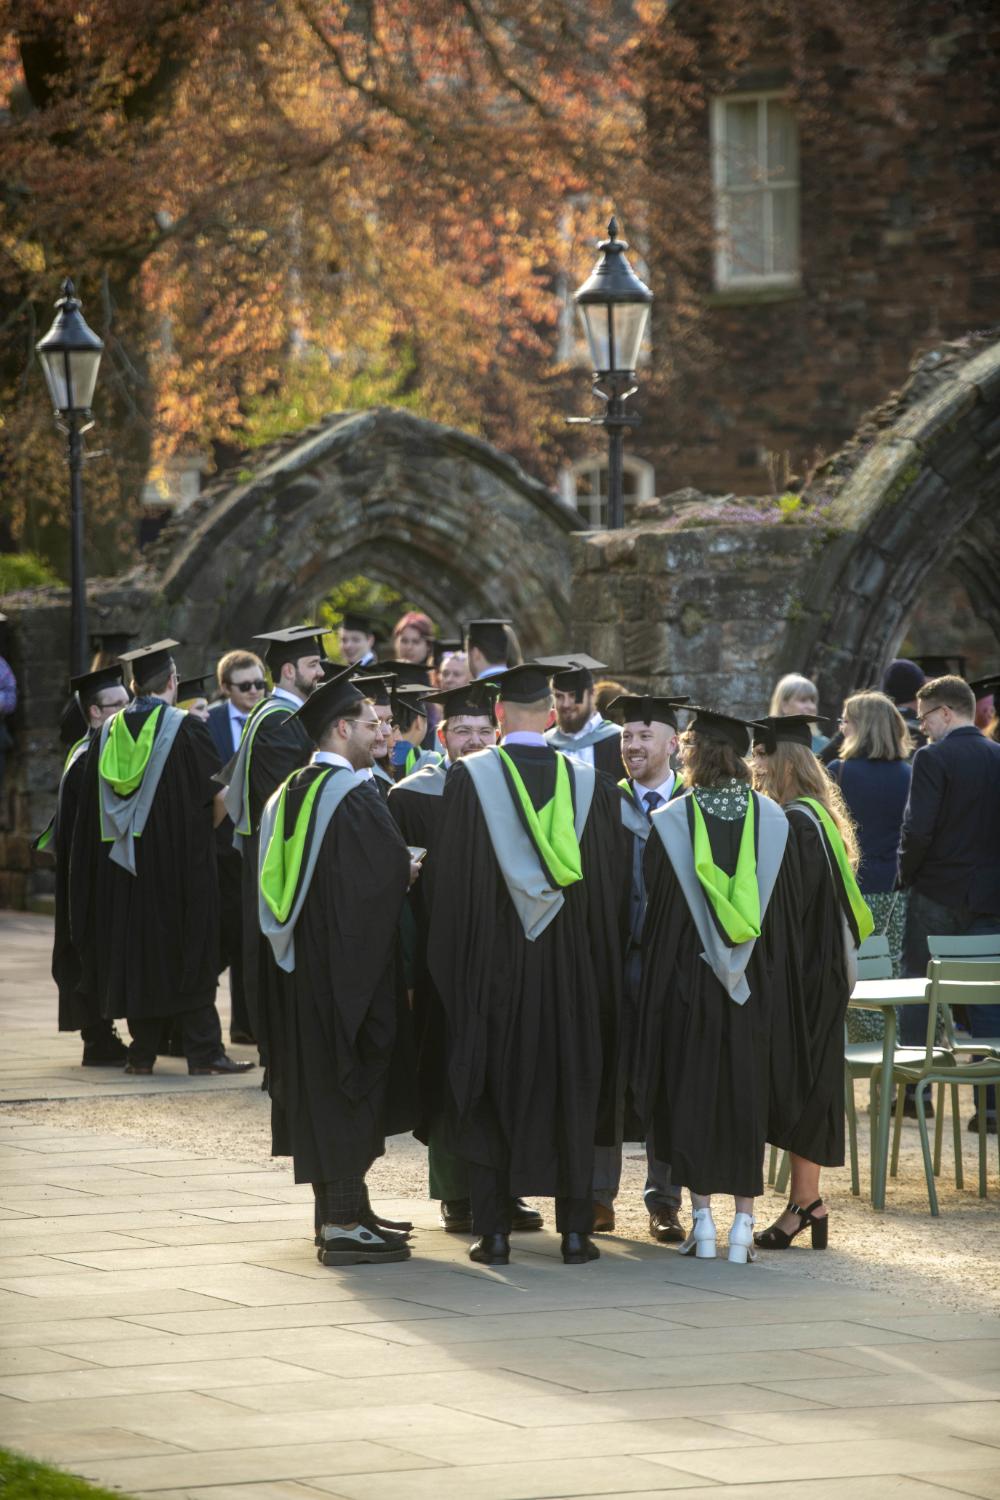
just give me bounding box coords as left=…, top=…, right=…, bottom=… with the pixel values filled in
left=207, top=650, right=267, bottom=1044
left=898, top=674, right=1000, bottom=1129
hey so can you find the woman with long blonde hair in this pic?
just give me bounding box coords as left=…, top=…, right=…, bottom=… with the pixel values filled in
left=751, top=715, right=872, bottom=1251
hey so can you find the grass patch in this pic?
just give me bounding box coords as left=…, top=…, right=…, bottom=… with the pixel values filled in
left=0, top=1448, right=137, bottom=1500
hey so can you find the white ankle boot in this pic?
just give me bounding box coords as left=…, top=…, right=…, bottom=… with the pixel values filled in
left=678, top=1206, right=717, bottom=1258
left=728, top=1212, right=757, bottom=1264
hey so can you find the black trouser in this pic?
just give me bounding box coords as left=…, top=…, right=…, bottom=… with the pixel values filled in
left=81, top=1020, right=117, bottom=1044
left=219, top=848, right=252, bottom=1038
left=468, top=1163, right=591, bottom=1235
left=313, top=1178, right=366, bottom=1228
left=127, top=1005, right=223, bottom=1069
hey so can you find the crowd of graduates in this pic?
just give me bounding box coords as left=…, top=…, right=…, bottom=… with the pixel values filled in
left=41, top=610, right=1000, bottom=1267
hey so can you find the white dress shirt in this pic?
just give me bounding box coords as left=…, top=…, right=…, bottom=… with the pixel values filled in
left=632, top=770, right=678, bottom=813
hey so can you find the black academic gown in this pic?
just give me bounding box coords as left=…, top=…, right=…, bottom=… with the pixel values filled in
left=769, top=807, right=851, bottom=1167
left=69, top=708, right=222, bottom=1022
left=426, top=746, right=629, bottom=1202
left=238, top=704, right=313, bottom=1045
left=388, top=773, right=448, bottom=1143
left=262, top=769, right=414, bottom=1184
left=593, top=732, right=624, bottom=781
left=51, top=742, right=100, bottom=1031
left=632, top=796, right=811, bottom=1199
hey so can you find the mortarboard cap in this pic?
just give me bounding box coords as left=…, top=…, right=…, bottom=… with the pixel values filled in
left=70, top=664, right=126, bottom=707
left=378, top=659, right=431, bottom=688
left=391, top=683, right=431, bottom=729
left=351, top=671, right=396, bottom=707
left=751, top=713, right=825, bottom=752
left=119, top=639, right=179, bottom=686
left=465, top=618, right=512, bottom=663
left=608, top=695, right=689, bottom=730
left=432, top=637, right=464, bottom=669
left=90, top=629, right=136, bottom=659
left=290, top=666, right=366, bottom=743
left=686, top=706, right=753, bottom=755
left=913, top=653, right=966, bottom=680
left=252, top=625, right=324, bottom=670
left=339, top=611, right=377, bottom=636
left=544, top=653, right=609, bottom=702
left=177, top=673, right=210, bottom=702
left=493, top=661, right=554, bottom=705
left=968, top=672, right=1000, bottom=704
left=420, top=679, right=499, bottom=723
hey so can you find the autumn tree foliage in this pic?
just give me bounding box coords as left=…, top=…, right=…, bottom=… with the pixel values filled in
left=0, top=0, right=655, bottom=577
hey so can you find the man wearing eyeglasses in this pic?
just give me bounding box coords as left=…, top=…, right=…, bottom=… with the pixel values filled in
left=207, top=652, right=267, bottom=1045
left=898, top=674, right=1000, bottom=1130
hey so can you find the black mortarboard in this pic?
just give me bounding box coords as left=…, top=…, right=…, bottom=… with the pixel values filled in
left=177, top=673, right=210, bottom=701
left=544, top=653, right=609, bottom=703
left=252, top=625, right=324, bottom=670
left=70, top=664, right=126, bottom=707
left=913, top=654, right=967, bottom=680
left=119, top=639, right=179, bottom=685
left=432, top=637, right=464, bottom=669
left=351, top=671, right=396, bottom=707
left=686, top=706, right=753, bottom=755
left=608, top=695, right=689, bottom=730
left=391, top=683, right=431, bottom=730
left=290, top=666, right=366, bottom=743
left=751, top=713, right=822, bottom=752
left=420, top=679, right=499, bottom=722
left=340, top=611, right=376, bottom=636
left=465, top=618, right=512, bottom=662
left=969, top=673, right=1000, bottom=703
left=318, top=658, right=341, bottom=683
left=378, top=659, right=431, bottom=688
left=89, top=630, right=136, bottom=659
left=494, top=661, right=554, bottom=705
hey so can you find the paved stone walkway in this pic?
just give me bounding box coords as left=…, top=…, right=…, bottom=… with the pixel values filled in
left=1, top=913, right=1000, bottom=1499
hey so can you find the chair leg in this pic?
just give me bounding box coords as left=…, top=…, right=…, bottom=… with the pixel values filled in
left=978, top=1086, right=988, bottom=1198
left=933, top=1082, right=944, bottom=1177
left=890, top=1083, right=905, bottom=1178
left=845, top=1071, right=860, bottom=1197
left=776, top=1149, right=791, bottom=1195
left=951, top=1083, right=963, bottom=1191
left=915, top=1081, right=939, bottom=1216
left=767, top=1143, right=777, bottom=1187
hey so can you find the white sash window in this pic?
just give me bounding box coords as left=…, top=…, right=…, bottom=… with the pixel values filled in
left=711, top=93, right=800, bottom=290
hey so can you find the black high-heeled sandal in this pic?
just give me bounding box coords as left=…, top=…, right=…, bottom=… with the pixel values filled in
left=753, top=1198, right=829, bottom=1250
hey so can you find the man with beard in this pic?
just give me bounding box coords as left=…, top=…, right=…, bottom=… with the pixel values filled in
left=257, top=668, right=419, bottom=1264
left=591, top=694, right=689, bottom=1243
left=222, top=627, right=325, bottom=1043
left=69, top=641, right=251, bottom=1076
left=546, top=656, right=623, bottom=778
left=426, top=661, right=629, bottom=1265
left=42, top=664, right=131, bottom=1066
left=388, top=679, right=544, bottom=1237
left=351, top=671, right=397, bottom=799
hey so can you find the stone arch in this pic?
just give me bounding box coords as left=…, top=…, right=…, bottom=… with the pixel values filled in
left=791, top=333, right=1000, bottom=706
left=127, top=407, right=578, bottom=655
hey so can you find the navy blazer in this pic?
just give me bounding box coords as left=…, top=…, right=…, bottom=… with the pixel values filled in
left=828, top=756, right=911, bottom=894
left=898, top=725, right=1000, bottom=912
left=207, top=699, right=240, bottom=764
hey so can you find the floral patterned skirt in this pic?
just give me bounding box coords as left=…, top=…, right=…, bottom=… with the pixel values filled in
left=846, top=891, right=908, bottom=1043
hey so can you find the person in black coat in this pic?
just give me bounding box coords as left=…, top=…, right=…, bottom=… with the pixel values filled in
left=898, top=675, right=1000, bottom=1127
left=206, top=650, right=268, bottom=1044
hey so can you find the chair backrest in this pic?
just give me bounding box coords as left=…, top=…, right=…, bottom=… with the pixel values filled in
left=927, top=933, right=1000, bottom=959
left=930, top=959, right=1000, bottom=988
left=856, top=933, right=892, bottom=979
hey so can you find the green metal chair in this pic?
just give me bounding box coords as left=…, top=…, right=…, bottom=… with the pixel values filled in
left=924, top=935, right=1000, bottom=1179
left=877, top=960, right=1000, bottom=1214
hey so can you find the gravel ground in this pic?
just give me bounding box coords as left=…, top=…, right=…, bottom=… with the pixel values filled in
left=4, top=1083, right=998, bottom=1315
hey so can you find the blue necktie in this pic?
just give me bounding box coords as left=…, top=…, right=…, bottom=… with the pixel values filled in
left=233, top=714, right=246, bottom=750
left=642, top=789, right=663, bottom=819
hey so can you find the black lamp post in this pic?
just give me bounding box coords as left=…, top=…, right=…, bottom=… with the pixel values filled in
left=569, top=217, right=653, bottom=530
left=36, top=278, right=104, bottom=677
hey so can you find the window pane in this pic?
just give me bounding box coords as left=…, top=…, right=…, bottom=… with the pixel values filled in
left=724, top=190, right=765, bottom=277
left=770, top=187, right=800, bottom=274
left=723, top=100, right=761, bottom=187
left=765, top=101, right=798, bottom=183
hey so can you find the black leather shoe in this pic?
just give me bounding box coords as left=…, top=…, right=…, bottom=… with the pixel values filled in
left=649, top=1206, right=685, bottom=1244
left=188, top=1055, right=256, bottom=1075
left=229, top=1029, right=257, bottom=1046
left=561, top=1232, right=599, bottom=1265
left=440, top=1199, right=474, bottom=1233
left=592, top=1202, right=615, bottom=1234
left=510, top=1198, right=543, bottom=1232
left=82, top=1031, right=129, bottom=1066
left=470, top=1233, right=510, bottom=1265
left=968, top=1114, right=998, bottom=1135
left=902, top=1090, right=933, bottom=1119
left=123, top=1062, right=153, bottom=1075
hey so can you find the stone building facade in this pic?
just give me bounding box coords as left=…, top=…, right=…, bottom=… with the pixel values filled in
left=627, top=0, right=1000, bottom=500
